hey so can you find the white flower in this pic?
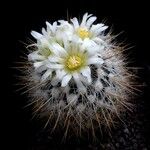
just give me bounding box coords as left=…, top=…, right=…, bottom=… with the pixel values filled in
left=29, top=17, right=105, bottom=86
left=29, top=22, right=57, bottom=71
left=28, top=21, right=66, bottom=76
left=46, top=40, right=104, bottom=91
left=70, top=13, right=108, bottom=43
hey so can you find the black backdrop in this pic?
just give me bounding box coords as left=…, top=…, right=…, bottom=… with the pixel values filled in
left=5, top=0, right=150, bottom=149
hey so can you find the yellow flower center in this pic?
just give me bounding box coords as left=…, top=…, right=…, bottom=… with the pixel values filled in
left=67, top=55, right=82, bottom=70
left=76, top=28, right=91, bottom=39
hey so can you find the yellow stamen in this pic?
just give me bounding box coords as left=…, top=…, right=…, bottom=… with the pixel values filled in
left=67, top=55, right=82, bottom=70
left=76, top=28, right=91, bottom=39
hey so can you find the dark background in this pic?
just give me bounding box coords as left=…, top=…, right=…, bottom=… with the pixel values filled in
left=4, top=0, right=150, bottom=149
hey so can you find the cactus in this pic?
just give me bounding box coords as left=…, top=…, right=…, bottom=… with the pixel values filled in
left=20, top=13, right=137, bottom=139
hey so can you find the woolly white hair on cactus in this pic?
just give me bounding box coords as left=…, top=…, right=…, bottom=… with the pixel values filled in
left=22, top=13, right=136, bottom=138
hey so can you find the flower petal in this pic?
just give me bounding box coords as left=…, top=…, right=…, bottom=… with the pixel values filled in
left=46, top=21, right=57, bottom=33
left=81, top=66, right=92, bottom=83
left=46, top=64, right=63, bottom=69
left=80, top=13, right=92, bottom=27
left=42, top=28, right=47, bottom=36
left=86, top=16, right=97, bottom=28
left=46, top=22, right=52, bottom=33
left=94, top=26, right=108, bottom=35
left=88, top=57, right=104, bottom=65
left=93, top=37, right=105, bottom=44
left=52, top=21, right=57, bottom=33
left=73, top=73, right=86, bottom=93
left=82, top=39, right=99, bottom=55
left=31, top=31, right=43, bottom=40
left=71, top=17, right=79, bottom=29
left=41, top=69, right=52, bottom=82
left=61, top=74, right=72, bottom=87
left=36, top=65, right=47, bottom=73
left=56, top=69, right=67, bottom=80
left=34, top=61, right=44, bottom=69
left=49, top=43, right=67, bottom=56
left=28, top=51, right=45, bottom=61
left=48, top=56, right=63, bottom=63
left=90, top=23, right=104, bottom=32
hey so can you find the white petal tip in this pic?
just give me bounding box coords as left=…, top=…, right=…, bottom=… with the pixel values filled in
left=31, top=31, right=43, bottom=40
